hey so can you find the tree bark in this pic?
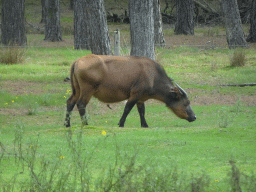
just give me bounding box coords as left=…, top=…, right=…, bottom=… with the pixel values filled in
left=246, top=0, right=256, bottom=42
left=84, top=0, right=112, bottom=55
left=74, top=0, right=90, bottom=50
left=1, top=0, right=27, bottom=46
left=70, top=0, right=74, bottom=10
left=174, top=0, right=194, bottom=35
left=154, top=0, right=165, bottom=47
left=222, top=0, right=247, bottom=48
left=40, top=0, right=46, bottom=23
left=130, top=0, right=155, bottom=60
left=44, top=0, right=62, bottom=42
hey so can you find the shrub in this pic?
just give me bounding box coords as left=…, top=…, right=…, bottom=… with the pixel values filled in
left=61, top=22, right=74, bottom=35
left=230, top=49, right=246, bottom=67
left=0, top=46, right=26, bottom=64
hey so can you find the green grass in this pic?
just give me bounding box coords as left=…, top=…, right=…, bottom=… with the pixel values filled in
left=1, top=1, right=255, bottom=189
left=1, top=17, right=256, bottom=191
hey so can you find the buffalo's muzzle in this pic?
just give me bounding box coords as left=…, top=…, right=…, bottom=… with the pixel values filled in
left=187, top=115, right=196, bottom=122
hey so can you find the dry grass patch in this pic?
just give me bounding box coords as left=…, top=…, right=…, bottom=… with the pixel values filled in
left=0, top=47, right=26, bottom=64
left=230, top=48, right=246, bottom=67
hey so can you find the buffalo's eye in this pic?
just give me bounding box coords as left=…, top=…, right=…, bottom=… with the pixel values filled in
left=184, top=101, right=190, bottom=106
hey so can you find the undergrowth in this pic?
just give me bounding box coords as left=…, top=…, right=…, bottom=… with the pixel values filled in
left=0, top=47, right=26, bottom=64
left=0, top=125, right=255, bottom=191
left=230, top=49, right=246, bottom=67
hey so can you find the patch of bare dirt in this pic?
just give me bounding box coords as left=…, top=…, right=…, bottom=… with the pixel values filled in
left=165, top=35, right=228, bottom=49
left=0, top=80, right=66, bottom=95
left=1, top=80, right=256, bottom=108
left=192, top=94, right=256, bottom=106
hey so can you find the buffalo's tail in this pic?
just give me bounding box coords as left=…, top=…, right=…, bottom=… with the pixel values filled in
left=70, top=62, right=76, bottom=96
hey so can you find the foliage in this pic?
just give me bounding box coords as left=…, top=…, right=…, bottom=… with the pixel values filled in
left=1, top=125, right=256, bottom=191
left=230, top=49, right=246, bottom=67
left=0, top=47, right=26, bottom=64
left=0, top=21, right=255, bottom=191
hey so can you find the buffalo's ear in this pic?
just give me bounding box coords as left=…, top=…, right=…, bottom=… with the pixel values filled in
left=169, top=87, right=181, bottom=99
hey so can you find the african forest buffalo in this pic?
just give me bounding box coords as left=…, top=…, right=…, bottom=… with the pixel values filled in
left=64, top=54, right=196, bottom=127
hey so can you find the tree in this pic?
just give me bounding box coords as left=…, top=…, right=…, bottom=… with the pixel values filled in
left=1, top=0, right=27, bottom=46
left=70, top=0, right=74, bottom=10
left=130, top=0, right=155, bottom=60
left=44, top=0, right=62, bottom=42
left=40, top=0, right=46, bottom=23
left=174, top=0, right=194, bottom=35
left=84, top=0, right=112, bottom=55
left=222, top=0, right=247, bottom=48
left=154, top=0, right=165, bottom=47
left=74, top=0, right=90, bottom=50
left=246, top=0, right=256, bottom=42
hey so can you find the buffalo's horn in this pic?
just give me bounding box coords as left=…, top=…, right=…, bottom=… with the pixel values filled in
left=174, top=82, right=187, bottom=96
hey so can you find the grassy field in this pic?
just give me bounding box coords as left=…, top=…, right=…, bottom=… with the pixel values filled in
left=1, top=1, right=256, bottom=191
left=1, top=40, right=256, bottom=191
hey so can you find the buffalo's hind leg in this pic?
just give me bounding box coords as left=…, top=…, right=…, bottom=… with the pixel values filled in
left=137, top=102, right=148, bottom=128
left=64, top=95, right=77, bottom=127
left=77, top=86, right=94, bottom=127
left=77, top=100, right=88, bottom=126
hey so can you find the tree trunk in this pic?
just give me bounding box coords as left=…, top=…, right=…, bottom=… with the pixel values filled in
left=44, top=0, right=62, bottom=42
left=130, top=0, right=155, bottom=60
left=1, top=0, right=27, bottom=46
left=222, top=0, right=247, bottom=48
left=40, top=0, right=46, bottom=23
left=69, top=0, right=74, bottom=10
left=246, top=0, right=256, bottom=42
left=85, top=0, right=112, bottom=55
left=174, top=0, right=194, bottom=35
left=74, top=0, right=90, bottom=50
left=154, top=0, right=165, bottom=47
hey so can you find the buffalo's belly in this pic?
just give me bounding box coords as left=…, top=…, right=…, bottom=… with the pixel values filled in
left=93, top=86, right=129, bottom=103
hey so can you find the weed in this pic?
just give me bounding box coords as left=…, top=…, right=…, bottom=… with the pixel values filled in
left=0, top=46, right=26, bottom=64
left=242, top=171, right=256, bottom=192
left=230, top=49, right=246, bottom=67
left=191, top=172, right=210, bottom=192
left=211, top=61, right=219, bottom=71
left=230, top=100, right=242, bottom=114
left=218, top=108, right=231, bottom=128
left=25, top=102, right=39, bottom=116
left=228, top=159, right=242, bottom=192
left=38, top=93, right=52, bottom=106
left=61, top=22, right=74, bottom=35
left=0, top=142, right=5, bottom=164
left=203, top=28, right=220, bottom=37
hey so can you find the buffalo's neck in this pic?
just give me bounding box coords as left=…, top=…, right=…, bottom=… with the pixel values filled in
left=152, top=81, right=172, bottom=103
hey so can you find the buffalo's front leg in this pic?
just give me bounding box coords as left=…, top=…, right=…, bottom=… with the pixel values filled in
left=137, top=102, right=148, bottom=128
left=118, top=100, right=137, bottom=127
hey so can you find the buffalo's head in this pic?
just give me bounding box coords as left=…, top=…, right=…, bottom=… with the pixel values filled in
left=166, top=83, right=196, bottom=122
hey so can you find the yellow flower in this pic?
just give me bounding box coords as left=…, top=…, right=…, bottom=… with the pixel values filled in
left=64, top=96, right=66, bottom=98
left=102, top=130, right=107, bottom=136
left=4, top=103, right=8, bottom=105
left=12, top=100, right=15, bottom=103
left=60, top=155, right=65, bottom=159
left=66, top=89, right=71, bottom=93
left=215, top=179, right=219, bottom=182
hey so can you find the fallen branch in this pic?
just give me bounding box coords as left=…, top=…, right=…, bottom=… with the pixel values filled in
left=194, top=0, right=219, bottom=15
left=220, top=83, right=256, bottom=87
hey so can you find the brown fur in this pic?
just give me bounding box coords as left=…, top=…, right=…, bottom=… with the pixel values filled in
left=65, top=54, right=196, bottom=127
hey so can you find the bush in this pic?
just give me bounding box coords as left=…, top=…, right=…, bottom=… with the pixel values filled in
left=230, top=49, right=246, bottom=67
left=0, top=46, right=26, bottom=64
